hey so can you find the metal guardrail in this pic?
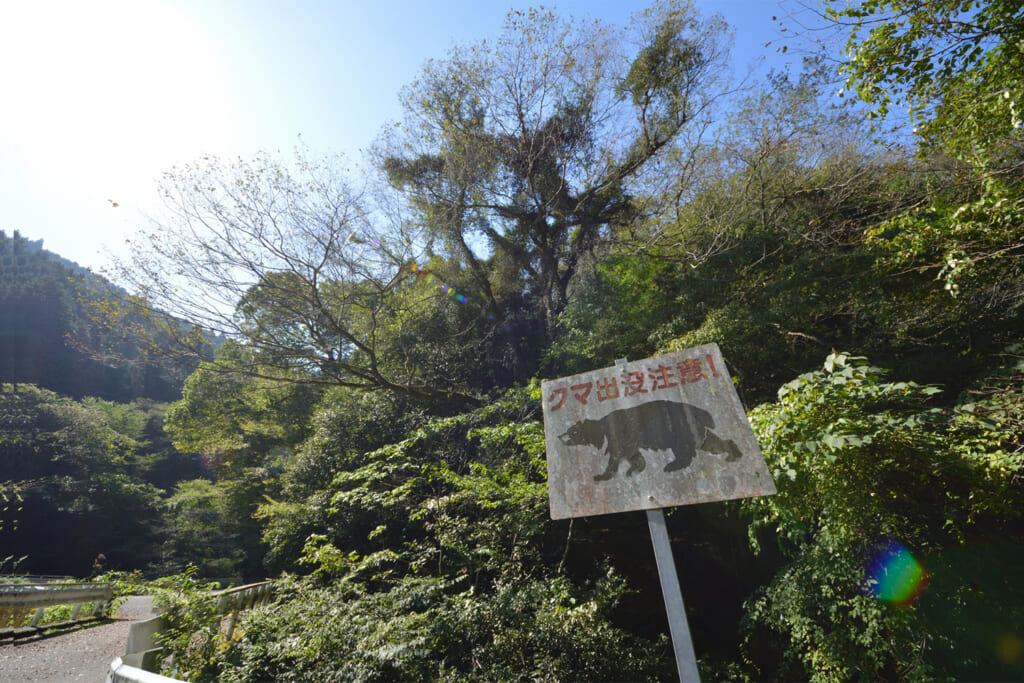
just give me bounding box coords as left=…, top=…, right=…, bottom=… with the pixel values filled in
left=0, top=582, right=113, bottom=634
left=0, top=574, right=72, bottom=583
left=108, top=581, right=275, bottom=683
left=107, top=657, right=182, bottom=683
left=213, top=581, right=274, bottom=639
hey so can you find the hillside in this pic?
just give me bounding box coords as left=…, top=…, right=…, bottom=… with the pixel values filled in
left=0, top=230, right=190, bottom=402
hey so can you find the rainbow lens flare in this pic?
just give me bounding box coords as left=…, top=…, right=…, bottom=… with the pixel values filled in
left=866, top=540, right=929, bottom=606
left=410, top=262, right=467, bottom=302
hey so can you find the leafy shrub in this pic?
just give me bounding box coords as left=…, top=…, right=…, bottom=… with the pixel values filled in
left=214, top=572, right=669, bottom=682
left=150, top=567, right=227, bottom=680
left=194, top=391, right=674, bottom=681
left=742, top=352, right=1023, bottom=680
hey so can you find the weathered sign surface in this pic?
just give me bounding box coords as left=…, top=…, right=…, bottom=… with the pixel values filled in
left=542, top=343, right=776, bottom=519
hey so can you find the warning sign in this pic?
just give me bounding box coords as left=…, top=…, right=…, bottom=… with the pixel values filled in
left=542, top=343, right=776, bottom=519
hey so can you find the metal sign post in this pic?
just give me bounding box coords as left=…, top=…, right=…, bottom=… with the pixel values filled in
left=540, top=345, right=776, bottom=683
left=611, top=358, right=700, bottom=683
left=647, top=507, right=701, bottom=682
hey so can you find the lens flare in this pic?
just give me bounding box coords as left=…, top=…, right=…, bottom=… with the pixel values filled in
left=866, top=540, right=929, bottom=605
left=409, top=262, right=467, bottom=302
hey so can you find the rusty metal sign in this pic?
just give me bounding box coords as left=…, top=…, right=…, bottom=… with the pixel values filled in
left=542, top=343, right=776, bottom=519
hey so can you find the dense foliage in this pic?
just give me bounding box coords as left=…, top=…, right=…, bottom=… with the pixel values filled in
left=743, top=351, right=1022, bottom=680
left=827, top=0, right=1024, bottom=160
left=0, top=384, right=197, bottom=575
left=2, top=1, right=1023, bottom=681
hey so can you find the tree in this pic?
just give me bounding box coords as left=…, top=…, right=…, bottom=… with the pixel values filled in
left=0, top=384, right=166, bottom=574
left=111, top=151, right=477, bottom=407
left=164, top=341, right=319, bottom=475
left=155, top=478, right=247, bottom=580
left=817, top=1, right=1024, bottom=337
left=379, top=2, right=730, bottom=346
left=824, top=0, right=1024, bottom=161
left=595, top=62, right=938, bottom=401
left=197, top=390, right=675, bottom=683
left=621, top=58, right=917, bottom=284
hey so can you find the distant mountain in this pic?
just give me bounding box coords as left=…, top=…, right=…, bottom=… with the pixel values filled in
left=16, top=233, right=95, bottom=278
left=0, top=230, right=191, bottom=401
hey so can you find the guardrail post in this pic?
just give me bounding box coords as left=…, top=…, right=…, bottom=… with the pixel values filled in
left=91, top=598, right=108, bottom=617
left=1, top=583, right=114, bottom=635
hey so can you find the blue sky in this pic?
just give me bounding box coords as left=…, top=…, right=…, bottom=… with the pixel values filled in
left=0, top=0, right=826, bottom=271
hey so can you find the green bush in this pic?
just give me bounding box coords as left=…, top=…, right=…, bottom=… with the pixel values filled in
left=742, top=351, right=1024, bottom=680
left=213, top=571, right=669, bottom=682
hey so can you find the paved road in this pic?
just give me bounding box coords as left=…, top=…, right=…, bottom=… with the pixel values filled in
left=0, top=595, right=155, bottom=683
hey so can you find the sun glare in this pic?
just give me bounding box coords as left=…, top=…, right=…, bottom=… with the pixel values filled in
left=0, top=0, right=236, bottom=213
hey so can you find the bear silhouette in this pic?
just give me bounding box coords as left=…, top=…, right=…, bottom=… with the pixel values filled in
left=558, top=399, right=743, bottom=481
